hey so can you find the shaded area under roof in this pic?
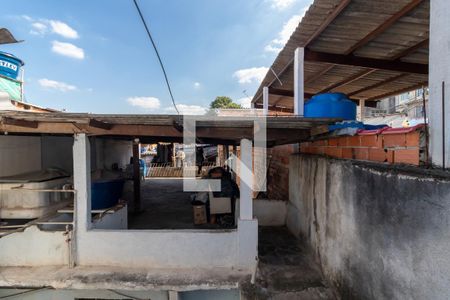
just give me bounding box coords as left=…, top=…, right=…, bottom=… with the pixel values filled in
left=0, top=111, right=340, bottom=147
left=252, top=0, right=429, bottom=112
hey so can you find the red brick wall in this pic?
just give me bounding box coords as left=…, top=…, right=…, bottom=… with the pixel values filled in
left=300, top=128, right=425, bottom=166
left=266, top=144, right=295, bottom=200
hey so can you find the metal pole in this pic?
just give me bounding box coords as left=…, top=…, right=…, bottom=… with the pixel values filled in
left=133, top=139, right=141, bottom=212
left=442, top=81, right=446, bottom=169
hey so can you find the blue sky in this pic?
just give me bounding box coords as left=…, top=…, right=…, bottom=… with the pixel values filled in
left=1, top=0, right=311, bottom=114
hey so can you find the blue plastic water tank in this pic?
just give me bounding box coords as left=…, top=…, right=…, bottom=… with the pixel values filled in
left=0, top=51, right=24, bottom=80
left=304, top=93, right=356, bottom=120
left=91, top=179, right=125, bottom=210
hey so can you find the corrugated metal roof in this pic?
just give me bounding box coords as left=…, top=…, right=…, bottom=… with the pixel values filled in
left=252, top=0, right=429, bottom=111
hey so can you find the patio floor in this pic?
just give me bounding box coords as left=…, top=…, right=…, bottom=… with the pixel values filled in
left=128, top=178, right=234, bottom=230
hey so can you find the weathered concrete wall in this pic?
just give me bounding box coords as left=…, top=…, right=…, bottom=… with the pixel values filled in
left=288, top=154, right=450, bottom=299
left=0, top=226, right=68, bottom=266
left=41, top=136, right=73, bottom=173
left=0, top=136, right=41, bottom=177
left=95, top=138, right=132, bottom=170
left=429, top=0, right=450, bottom=168
left=77, top=229, right=238, bottom=268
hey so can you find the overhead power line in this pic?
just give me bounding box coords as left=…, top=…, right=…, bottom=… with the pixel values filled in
left=132, top=0, right=179, bottom=114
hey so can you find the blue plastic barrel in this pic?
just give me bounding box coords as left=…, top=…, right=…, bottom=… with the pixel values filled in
left=91, top=179, right=125, bottom=210
left=0, top=51, right=24, bottom=80
left=305, top=93, right=356, bottom=120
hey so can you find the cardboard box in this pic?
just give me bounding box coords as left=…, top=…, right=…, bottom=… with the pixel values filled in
left=193, top=205, right=207, bottom=225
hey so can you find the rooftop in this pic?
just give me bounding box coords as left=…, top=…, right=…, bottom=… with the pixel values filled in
left=252, top=0, right=429, bottom=112
left=0, top=110, right=340, bottom=146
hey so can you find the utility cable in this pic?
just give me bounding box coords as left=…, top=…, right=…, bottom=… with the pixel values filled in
left=132, top=0, right=179, bottom=114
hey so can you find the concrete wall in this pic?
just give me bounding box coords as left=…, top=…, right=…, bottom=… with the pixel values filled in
left=95, top=138, right=132, bottom=171
left=91, top=205, right=128, bottom=230
left=41, top=136, right=73, bottom=173
left=0, top=136, right=41, bottom=177
left=0, top=226, right=68, bottom=266
left=77, top=229, right=238, bottom=268
left=429, top=0, right=450, bottom=168
left=288, top=154, right=450, bottom=299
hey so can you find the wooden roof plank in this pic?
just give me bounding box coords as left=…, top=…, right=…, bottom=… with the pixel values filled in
left=304, top=49, right=428, bottom=74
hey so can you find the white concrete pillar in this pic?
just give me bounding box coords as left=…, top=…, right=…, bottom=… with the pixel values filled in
left=73, top=133, right=91, bottom=232
left=294, top=47, right=305, bottom=116
left=262, top=86, right=269, bottom=116
left=430, top=0, right=450, bottom=168
left=359, top=99, right=366, bottom=122
left=239, top=138, right=253, bottom=220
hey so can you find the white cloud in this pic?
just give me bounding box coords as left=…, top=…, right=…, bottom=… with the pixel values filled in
left=51, top=41, right=85, bottom=59
left=237, top=97, right=252, bottom=108
left=30, top=22, right=47, bottom=35
left=38, top=78, right=77, bottom=92
left=270, top=0, right=297, bottom=10
left=49, top=20, right=79, bottom=39
left=21, top=15, right=33, bottom=22
left=22, top=16, right=79, bottom=39
left=265, top=8, right=307, bottom=53
left=194, top=82, right=201, bottom=88
left=233, top=67, right=269, bottom=84
left=164, top=104, right=207, bottom=115
left=127, top=97, right=161, bottom=110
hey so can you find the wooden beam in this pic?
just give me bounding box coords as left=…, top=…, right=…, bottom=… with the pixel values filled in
left=304, top=0, right=352, bottom=46
left=304, top=49, right=428, bottom=74
left=304, top=64, right=335, bottom=84
left=88, top=118, right=113, bottom=130
left=365, top=82, right=428, bottom=102
left=268, top=87, right=294, bottom=97
left=345, top=0, right=424, bottom=54
left=347, top=73, right=409, bottom=97
left=254, top=103, right=294, bottom=113
left=319, top=69, right=377, bottom=93
left=1, top=117, right=38, bottom=128
left=391, top=38, right=429, bottom=60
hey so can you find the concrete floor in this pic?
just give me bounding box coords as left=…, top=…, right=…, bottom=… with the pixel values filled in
left=242, top=227, right=335, bottom=300
left=128, top=178, right=234, bottom=230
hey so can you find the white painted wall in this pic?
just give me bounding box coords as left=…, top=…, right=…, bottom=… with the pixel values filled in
left=77, top=229, right=238, bottom=268
left=92, top=205, right=128, bottom=230
left=0, top=136, right=41, bottom=177
left=0, top=288, right=168, bottom=300
left=96, top=138, right=132, bottom=170
left=72, top=134, right=257, bottom=271
left=41, top=136, right=73, bottom=173
left=429, top=0, right=450, bottom=168
left=0, top=226, right=68, bottom=266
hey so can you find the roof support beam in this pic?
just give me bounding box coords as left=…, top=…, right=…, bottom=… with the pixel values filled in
left=319, top=69, right=377, bottom=93
left=391, top=38, right=429, bottom=60
left=365, top=82, right=428, bottom=102
left=345, top=0, right=424, bottom=54
left=347, top=73, right=409, bottom=97
left=88, top=119, right=113, bottom=130
left=268, top=87, right=294, bottom=97
left=304, top=49, right=428, bottom=74
left=1, top=117, right=38, bottom=128
left=305, top=64, right=335, bottom=85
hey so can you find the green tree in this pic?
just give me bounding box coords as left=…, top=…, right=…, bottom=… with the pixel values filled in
left=210, top=96, right=242, bottom=109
